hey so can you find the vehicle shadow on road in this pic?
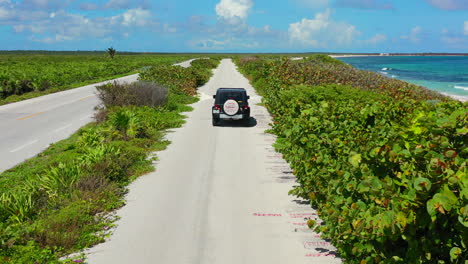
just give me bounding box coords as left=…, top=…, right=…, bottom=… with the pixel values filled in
left=217, top=117, right=257, bottom=128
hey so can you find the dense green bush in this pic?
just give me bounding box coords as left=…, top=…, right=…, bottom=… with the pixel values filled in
left=236, top=56, right=467, bottom=263
left=139, top=58, right=220, bottom=95
left=96, top=81, right=168, bottom=108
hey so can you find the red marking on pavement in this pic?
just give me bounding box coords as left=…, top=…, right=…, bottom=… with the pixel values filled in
left=289, top=213, right=314, bottom=218
left=304, top=241, right=332, bottom=247
left=305, top=253, right=335, bottom=257
left=292, top=222, right=308, bottom=226
left=252, top=213, right=283, bottom=217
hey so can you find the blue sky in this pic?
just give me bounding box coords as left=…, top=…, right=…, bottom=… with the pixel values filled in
left=0, top=0, right=467, bottom=52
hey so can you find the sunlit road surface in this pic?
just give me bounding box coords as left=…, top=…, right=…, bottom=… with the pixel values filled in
left=86, top=59, right=341, bottom=264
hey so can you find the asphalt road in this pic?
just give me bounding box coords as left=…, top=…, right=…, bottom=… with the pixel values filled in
left=0, top=59, right=196, bottom=173
left=86, top=59, right=341, bottom=264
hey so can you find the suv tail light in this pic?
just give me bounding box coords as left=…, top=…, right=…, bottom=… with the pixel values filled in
left=243, top=105, right=249, bottom=110
left=214, top=104, right=221, bottom=110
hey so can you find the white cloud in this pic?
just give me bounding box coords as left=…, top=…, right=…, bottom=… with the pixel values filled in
left=401, top=26, right=422, bottom=43
left=80, top=3, right=99, bottom=10
left=183, top=0, right=282, bottom=50
left=195, top=39, right=226, bottom=49
left=288, top=9, right=359, bottom=48
left=24, top=0, right=48, bottom=8
left=215, top=0, right=253, bottom=23
left=0, top=0, right=14, bottom=20
left=366, top=33, right=387, bottom=44
left=425, top=0, right=468, bottom=10
left=193, top=37, right=259, bottom=50
left=295, top=0, right=330, bottom=9
left=121, top=8, right=151, bottom=26
left=163, top=23, right=177, bottom=33
left=0, top=6, right=11, bottom=20
left=105, top=0, right=130, bottom=9
left=335, top=0, right=393, bottom=9
left=442, top=36, right=464, bottom=44
left=0, top=0, right=53, bottom=23
left=11, top=8, right=160, bottom=43
left=21, top=0, right=71, bottom=10
left=441, top=27, right=468, bottom=49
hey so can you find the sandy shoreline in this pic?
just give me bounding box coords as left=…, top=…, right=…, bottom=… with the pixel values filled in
left=329, top=55, right=468, bottom=103
left=329, top=54, right=382, bottom=58
left=442, top=93, right=468, bottom=102
left=330, top=54, right=467, bottom=58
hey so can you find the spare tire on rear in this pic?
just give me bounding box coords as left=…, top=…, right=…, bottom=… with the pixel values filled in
left=223, top=99, right=239, bottom=116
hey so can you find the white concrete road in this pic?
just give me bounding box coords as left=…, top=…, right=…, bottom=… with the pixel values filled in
left=0, top=59, right=197, bottom=173
left=174, top=58, right=198, bottom=68
left=86, top=59, right=341, bottom=264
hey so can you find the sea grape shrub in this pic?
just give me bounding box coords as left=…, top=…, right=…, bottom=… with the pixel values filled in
left=191, top=58, right=221, bottom=86
left=190, top=57, right=221, bottom=71
left=139, top=65, right=198, bottom=96
left=139, top=58, right=220, bottom=96
left=274, top=86, right=468, bottom=263
left=96, top=81, right=168, bottom=108
left=236, top=56, right=468, bottom=263
left=275, top=85, right=467, bottom=263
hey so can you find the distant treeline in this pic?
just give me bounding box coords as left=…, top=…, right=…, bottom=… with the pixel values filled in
left=0, top=50, right=195, bottom=56
left=0, top=50, right=466, bottom=57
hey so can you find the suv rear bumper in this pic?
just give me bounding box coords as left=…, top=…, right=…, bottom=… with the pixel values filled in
left=220, top=114, right=243, bottom=120
left=213, top=112, right=249, bottom=121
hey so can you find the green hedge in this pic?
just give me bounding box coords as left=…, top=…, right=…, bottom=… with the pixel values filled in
left=139, top=58, right=220, bottom=96
left=236, top=56, right=467, bottom=263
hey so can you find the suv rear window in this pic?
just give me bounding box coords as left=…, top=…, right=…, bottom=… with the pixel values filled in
left=215, top=91, right=246, bottom=104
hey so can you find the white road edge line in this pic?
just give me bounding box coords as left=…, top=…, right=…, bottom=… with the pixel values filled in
left=10, top=140, right=39, bottom=153
left=54, top=124, right=73, bottom=133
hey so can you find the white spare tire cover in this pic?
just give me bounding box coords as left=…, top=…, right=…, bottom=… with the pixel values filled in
left=223, top=99, right=239, bottom=116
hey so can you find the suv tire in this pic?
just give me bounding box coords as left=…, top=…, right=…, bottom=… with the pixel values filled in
left=212, top=117, right=220, bottom=126
left=223, top=99, right=239, bottom=116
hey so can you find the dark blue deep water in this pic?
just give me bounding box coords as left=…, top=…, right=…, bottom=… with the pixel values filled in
left=336, top=56, right=468, bottom=99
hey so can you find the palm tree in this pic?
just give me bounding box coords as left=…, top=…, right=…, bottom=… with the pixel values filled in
left=107, top=47, right=116, bottom=59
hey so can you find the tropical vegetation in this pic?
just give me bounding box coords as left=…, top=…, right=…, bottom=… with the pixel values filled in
left=236, top=55, right=467, bottom=263
left=0, top=53, right=197, bottom=105
left=0, top=57, right=220, bottom=263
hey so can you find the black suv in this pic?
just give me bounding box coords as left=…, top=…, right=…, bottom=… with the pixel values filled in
left=212, top=88, right=250, bottom=126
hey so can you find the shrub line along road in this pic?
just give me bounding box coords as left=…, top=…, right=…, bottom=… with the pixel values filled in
left=85, top=59, right=341, bottom=264
left=0, top=59, right=200, bottom=173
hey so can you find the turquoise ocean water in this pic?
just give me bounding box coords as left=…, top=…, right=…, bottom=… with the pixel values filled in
left=336, top=56, right=468, bottom=99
